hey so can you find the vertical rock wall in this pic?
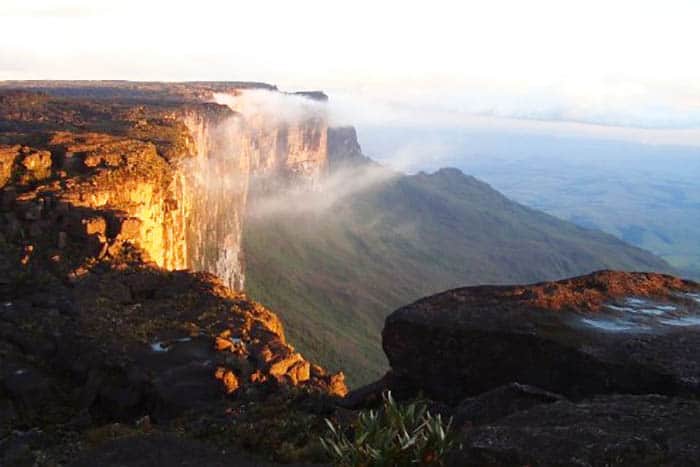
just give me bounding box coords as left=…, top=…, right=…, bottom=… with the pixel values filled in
left=176, top=94, right=329, bottom=290
left=178, top=111, right=250, bottom=291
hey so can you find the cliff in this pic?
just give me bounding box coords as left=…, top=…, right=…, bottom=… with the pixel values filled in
left=0, top=85, right=345, bottom=465
left=327, top=126, right=371, bottom=171
left=0, top=85, right=332, bottom=290
left=180, top=99, right=328, bottom=289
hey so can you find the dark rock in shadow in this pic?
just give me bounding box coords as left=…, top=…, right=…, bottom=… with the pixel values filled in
left=68, top=434, right=328, bottom=467
left=449, top=395, right=700, bottom=467
left=454, top=382, right=566, bottom=428
left=383, top=271, right=700, bottom=403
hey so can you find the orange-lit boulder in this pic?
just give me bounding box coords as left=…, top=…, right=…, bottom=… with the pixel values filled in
left=215, top=367, right=240, bottom=394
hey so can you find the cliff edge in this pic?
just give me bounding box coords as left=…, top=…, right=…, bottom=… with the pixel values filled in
left=0, top=86, right=345, bottom=465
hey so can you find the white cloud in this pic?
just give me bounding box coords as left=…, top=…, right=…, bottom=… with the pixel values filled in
left=2, top=0, right=700, bottom=133
left=212, top=91, right=327, bottom=125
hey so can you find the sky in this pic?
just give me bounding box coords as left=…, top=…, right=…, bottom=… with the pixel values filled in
left=3, top=0, right=700, bottom=145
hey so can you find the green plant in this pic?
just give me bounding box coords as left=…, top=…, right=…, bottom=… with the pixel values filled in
left=321, top=392, right=456, bottom=466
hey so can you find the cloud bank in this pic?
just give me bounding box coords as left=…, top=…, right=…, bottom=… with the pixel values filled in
left=4, top=0, right=700, bottom=136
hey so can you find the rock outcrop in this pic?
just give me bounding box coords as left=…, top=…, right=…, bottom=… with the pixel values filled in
left=2, top=266, right=344, bottom=418
left=448, top=395, right=700, bottom=466
left=327, top=126, right=371, bottom=171
left=371, top=270, right=700, bottom=466
left=383, top=270, right=700, bottom=403
left=453, top=382, right=566, bottom=428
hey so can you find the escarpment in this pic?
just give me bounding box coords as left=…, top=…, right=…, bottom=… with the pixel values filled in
left=0, top=87, right=343, bottom=386
left=179, top=99, right=329, bottom=290
left=0, top=86, right=346, bottom=464
left=0, top=85, right=333, bottom=291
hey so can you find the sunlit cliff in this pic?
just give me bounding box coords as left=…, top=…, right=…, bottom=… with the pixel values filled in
left=0, top=86, right=348, bottom=465
left=39, top=89, right=333, bottom=291
left=176, top=92, right=329, bottom=290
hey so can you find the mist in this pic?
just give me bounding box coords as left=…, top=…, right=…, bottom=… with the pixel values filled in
left=212, top=91, right=327, bottom=126
left=204, top=90, right=398, bottom=219
left=247, top=163, right=396, bottom=219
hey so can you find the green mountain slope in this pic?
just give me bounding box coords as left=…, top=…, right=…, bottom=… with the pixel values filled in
left=243, top=165, right=672, bottom=387
left=359, top=127, right=700, bottom=280
left=464, top=158, right=700, bottom=281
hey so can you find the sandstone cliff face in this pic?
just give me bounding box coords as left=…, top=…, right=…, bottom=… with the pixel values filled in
left=242, top=114, right=328, bottom=183
left=178, top=110, right=249, bottom=290
left=0, top=89, right=351, bottom=464
left=38, top=132, right=187, bottom=271
left=177, top=99, right=329, bottom=290
left=0, top=87, right=334, bottom=294
left=0, top=88, right=346, bottom=410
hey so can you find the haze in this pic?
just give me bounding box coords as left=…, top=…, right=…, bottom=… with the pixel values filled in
left=3, top=1, right=700, bottom=142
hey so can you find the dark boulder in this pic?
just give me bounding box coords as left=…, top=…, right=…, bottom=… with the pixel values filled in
left=454, top=382, right=565, bottom=427
left=449, top=395, right=700, bottom=467
left=383, top=271, right=700, bottom=403
left=0, top=399, right=18, bottom=438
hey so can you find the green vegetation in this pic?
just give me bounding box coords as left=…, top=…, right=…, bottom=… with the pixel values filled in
left=244, top=167, right=670, bottom=386
left=321, top=392, right=456, bottom=466
left=463, top=154, right=700, bottom=280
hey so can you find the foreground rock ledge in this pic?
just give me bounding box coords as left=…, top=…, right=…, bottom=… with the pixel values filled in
left=383, top=270, right=700, bottom=403
left=449, top=394, right=700, bottom=466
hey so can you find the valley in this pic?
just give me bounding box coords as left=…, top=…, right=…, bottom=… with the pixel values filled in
left=360, top=126, right=700, bottom=281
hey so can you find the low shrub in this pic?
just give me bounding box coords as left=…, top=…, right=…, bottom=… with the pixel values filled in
left=321, top=391, right=456, bottom=466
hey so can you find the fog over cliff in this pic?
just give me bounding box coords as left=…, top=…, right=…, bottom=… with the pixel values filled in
left=208, top=90, right=395, bottom=214
left=179, top=89, right=395, bottom=291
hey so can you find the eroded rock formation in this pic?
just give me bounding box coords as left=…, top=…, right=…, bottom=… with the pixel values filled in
left=0, top=85, right=345, bottom=465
